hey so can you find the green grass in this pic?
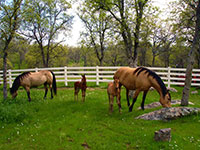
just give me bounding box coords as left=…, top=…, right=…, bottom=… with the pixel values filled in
left=0, top=85, right=200, bottom=150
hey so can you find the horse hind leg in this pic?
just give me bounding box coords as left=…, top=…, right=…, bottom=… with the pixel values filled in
left=109, top=95, right=114, bottom=113
left=141, top=91, right=148, bottom=110
left=117, top=95, right=122, bottom=113
left=49, top=84, right=53, bottom=99
left=74, top=88, right=79, bottom=101
left=126, top=89, right=130, bottom=107
left=129, top=89, right=141, bottom=112
left=81, top=89, right=86, bottom=102
left=44, top=83, right=48, bottom=99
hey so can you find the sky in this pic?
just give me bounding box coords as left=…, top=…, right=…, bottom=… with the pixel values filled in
left=64, top=0, right=174, bottom=47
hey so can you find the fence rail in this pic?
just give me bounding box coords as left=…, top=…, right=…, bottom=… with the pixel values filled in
left=0, top=66, right=200, bottom=88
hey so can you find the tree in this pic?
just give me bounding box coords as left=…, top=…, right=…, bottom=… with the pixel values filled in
left=181, top=0, right=200, bottom=106
left=78, top=1, right=112, bottom=66
left=104, top=41, right=126, bottom=66
left=0, top=0, right=22, bottom=99
left=171, top=0, right=200, bottom=68
left=8, top=37, right=30, bottom=69
left=95, top=0, right=149, bottom=67
left=21, top=0, right=73, bottom=67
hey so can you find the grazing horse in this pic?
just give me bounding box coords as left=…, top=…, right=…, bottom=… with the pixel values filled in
left=114, top=67, right=171, bottom=112
left=107, top=78, right=121, bottom=113
left=10, top=70, right=57, bottom=102
left=74, top=74, right=87, bottom=102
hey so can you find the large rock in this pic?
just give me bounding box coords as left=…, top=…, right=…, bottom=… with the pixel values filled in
left=136, top=107, right=200, bottom=121
left=138, top=100, right=194, bottom=110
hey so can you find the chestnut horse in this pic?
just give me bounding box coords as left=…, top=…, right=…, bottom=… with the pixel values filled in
left=10, top=70, right=57, bottom=102
left=107, top=78, right=121, bottom=113
left=114, top=67, right=171, bottom=112
left=74, top=74, right=87, bottom=102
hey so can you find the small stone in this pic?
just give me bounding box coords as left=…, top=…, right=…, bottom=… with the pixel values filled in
left=154, top=128, right=171, bottom=142
left=191, top=91, right=198, bottom=94
left=168, top=88, right=178, bottom=93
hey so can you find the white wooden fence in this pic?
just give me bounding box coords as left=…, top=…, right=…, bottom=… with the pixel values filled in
left=0, top=66, right=200, bottom=88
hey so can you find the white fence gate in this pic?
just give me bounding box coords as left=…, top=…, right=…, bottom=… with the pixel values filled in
left=0, top=66, right=200, bottom=88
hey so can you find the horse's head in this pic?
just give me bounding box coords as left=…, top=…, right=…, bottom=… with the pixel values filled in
left=10, top=89, right=18, bottom=99
left=114, top=78, right=120, bottom=89
left=81, top=74, right=86, bottom=81
left=160, top=90, right=171, bottom=107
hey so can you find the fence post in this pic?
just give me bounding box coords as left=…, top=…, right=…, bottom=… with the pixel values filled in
left=8, top=69, right=12, bottom=88
left=96, top=66, right=99, bottom=86
left=167, top=67, right=171, bottom=88
left=35, top=67, right=38, bottom=72
left=64, top=66, right=68, bottom=86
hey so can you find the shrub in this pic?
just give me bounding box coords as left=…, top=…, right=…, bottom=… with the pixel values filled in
left=0, top=101, right=28, bottom=123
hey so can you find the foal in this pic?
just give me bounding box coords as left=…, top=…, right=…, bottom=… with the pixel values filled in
left=107, top=78, right=121, bottom=113
left=74, top=74, right=87, bottom=102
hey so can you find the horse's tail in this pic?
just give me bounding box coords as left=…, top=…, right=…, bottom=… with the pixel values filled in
left=50, top=71, right=57, bottom=95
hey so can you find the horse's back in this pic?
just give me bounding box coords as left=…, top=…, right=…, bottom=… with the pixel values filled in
left=114, top=67, right=137, bottom=89
left=21, top=70, right=52, bottom=87
left=114, top=67, right=152, bottom=90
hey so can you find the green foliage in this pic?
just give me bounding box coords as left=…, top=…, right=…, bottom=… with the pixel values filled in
left=0, top=100, right=28, bottom=123
left=21, top=0, right=74, bottom=67
left=0, top=58, right=13, bottom=69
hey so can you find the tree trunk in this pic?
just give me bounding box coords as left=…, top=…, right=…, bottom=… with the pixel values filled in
left=152, top=55, right=156, bottom=66
left=181, top=0, right=200, bottom=106
left=3, top=51, right=8, bottom=99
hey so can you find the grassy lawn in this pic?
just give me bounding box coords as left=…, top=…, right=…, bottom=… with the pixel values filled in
left=0, top=84, right=200, bottom=150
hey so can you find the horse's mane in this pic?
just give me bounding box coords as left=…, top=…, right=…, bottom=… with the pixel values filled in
left=134, top=67, right=167, bottom=96
left=10, top=72, right=31, bottom=94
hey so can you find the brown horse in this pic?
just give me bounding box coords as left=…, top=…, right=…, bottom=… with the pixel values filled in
left=74, top=74, right=87, bottom=102
left=114, top=67, right=171, bottom=112
left=10, top=70, right=57, bottom=102
left=107, top=78, right=121, bottom=113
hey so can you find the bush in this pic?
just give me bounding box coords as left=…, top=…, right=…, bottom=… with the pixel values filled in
left=0, top=101, right=28, bottom=123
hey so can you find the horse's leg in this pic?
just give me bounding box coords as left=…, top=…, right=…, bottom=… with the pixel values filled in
left=129, top=89, right=140, bottom=112
left=141, top=90, right=148, bottom=110
left=109, top=95, right=114, bottom=113
left=74, top=88, right=80, bottom=101
left=108, top=94, right=111, bottom=113
left=117, top=94, right=122, bottom=113
left=49, top=84, right=53, bottom=99
left=81, top=89, right=86, bottom=102
left=25, top=87, right=31, bottom=102
left=44, top=83, right=48, bottom=99
left=126, top=88, right=130, bottom=107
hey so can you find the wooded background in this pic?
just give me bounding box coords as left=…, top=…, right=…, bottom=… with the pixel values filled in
left=0, top=0, right=199, bottom=69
